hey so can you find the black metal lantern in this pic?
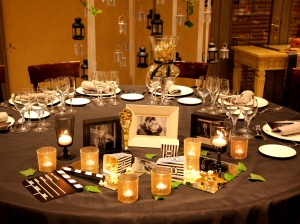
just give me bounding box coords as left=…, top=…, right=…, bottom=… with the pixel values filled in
left=151, top=13, right=163, bottom=37
left=146, top=9, right=153, bottom=30
left=207, top=41, right=218, bottom=64
left=137, top=46, right=148, bottom=68
left=81, top=59, right=88, bottom=80
left=72, top=17, right=85, bottom=40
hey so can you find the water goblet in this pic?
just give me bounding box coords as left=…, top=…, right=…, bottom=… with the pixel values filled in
left=196, top=76, right=209, bottom=113
left=109, top=71, right=120, bottom=106
left=32, top=88, right=49, bottom=132
left=66, top=76, right=77, bottom=113
left=21, top=88, right=35, bottom=129
left=91, top=71, right=107, bottom=106
left=44, top=78, right=58, bottom=114
left=145, top=74, right=158, bottom=105
left=239, top=97, right=258, bottom=139
left=12, top=91, right=30, bottom=132
left=223, top=92, right=240, bottom=137
left=207, top=76, right=220, bottom=114
left=56, top=76, right=70, bottom=115
left=216, top=78, right=230, bottom=113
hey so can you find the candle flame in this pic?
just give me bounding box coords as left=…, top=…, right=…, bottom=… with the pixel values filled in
left=216, top=130, right=223, bottom=139
left=63, top=130, right=69, bottom=135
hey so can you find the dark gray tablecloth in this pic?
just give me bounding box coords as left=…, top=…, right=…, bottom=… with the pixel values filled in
left=0, top=85, right=300, bottom=224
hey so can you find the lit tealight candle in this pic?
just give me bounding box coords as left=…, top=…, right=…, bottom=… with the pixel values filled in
left=156, top=183, right=167, bottom=190
left=123, top=189, right=133, bottom=197
left=86, top=159, right=95, bottom=166
left=187, top=149, right=196, bottom=157
left=235, top=149, right=244, bottom=154
left=43, top=161, right=53, bottom=167
left=58, top=131, right=72, bottom=146
left=212, top=138, right=227, bottom=147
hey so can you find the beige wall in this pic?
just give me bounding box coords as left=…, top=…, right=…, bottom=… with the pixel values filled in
left=1, top=0, right=202, bottom=95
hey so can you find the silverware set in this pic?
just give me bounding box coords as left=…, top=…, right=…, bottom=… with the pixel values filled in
left=252, top=125, right=267, bottom=140
left=258, top=106, right=282, bottom=114
left=0, top=102, right=17, bottom=111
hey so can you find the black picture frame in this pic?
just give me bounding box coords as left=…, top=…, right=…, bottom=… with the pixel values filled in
left=190, top=111, right=227, bottom=153
left=83, top=116, right=122, bottom=155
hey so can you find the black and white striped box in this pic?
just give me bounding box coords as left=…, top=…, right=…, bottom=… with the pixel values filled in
left=156, top=156, right=185, bottom=181
left=103, top=153, right=132, bottom=174
left=161, top=138, right=179, bottom=158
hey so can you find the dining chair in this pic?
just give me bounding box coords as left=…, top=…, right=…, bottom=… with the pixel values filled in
left=283, top=68, right=300, bottom=112
left=0, top=65, right=5, bottom=102
left=28, top=61, right=80, bottom=88
left=173, top=61, right=208, bottom=87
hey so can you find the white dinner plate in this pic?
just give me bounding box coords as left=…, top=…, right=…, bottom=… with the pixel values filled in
left=121, top=93, right=144, bottom=101
left=9, top=97, right=60, bottom=106
left=66, top=98, right=90, bottom=105
left=76, top=87, right=121, bottom=96
left=258, top=144, right=296, bottom=158
left=219, top=96, right=268, bottom=108
left=262, top=122, right=300, bottom=142
left=178, top=97, right=201, bottom=105
left=155, top=85, right=194, bottom=97
left=24, top=110, right=50, bottom=119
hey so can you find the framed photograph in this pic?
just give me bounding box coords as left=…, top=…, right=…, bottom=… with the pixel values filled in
left=126, top=104, right=179, bottom=148
left=190, top=111, right=227, bottom=153
left=83, top=116, right=122, bottom=155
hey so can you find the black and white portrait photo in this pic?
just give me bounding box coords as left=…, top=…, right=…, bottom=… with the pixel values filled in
left=135, top=158, right=157, bottom=172
left=90, top=124, right=116, bottom=151
left=196, top=119, right=211, bottom=138
left=136, top=116, right=167, bottom=136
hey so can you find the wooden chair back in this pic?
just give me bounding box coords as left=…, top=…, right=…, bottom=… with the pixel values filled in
left=28, top=61, right=80, bottom=88
left=173, top=61, right=208, bottom=79
left=0, top=65, right=5, bottom=102
left=283, top=68, right=300, bottom=112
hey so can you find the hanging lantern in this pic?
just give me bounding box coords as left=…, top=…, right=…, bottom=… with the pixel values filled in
left=122, top=41, right=129, bottom=51
left=176, top=7, right=185, bottom=26
left=176, top=52, right=182, bottom=61
left=220, top=42, right=230, bottom=59
left=138, top=5, right=145, bottom=22
left=72, top=17, right=85, bottom=40
left=120, top=55, right=126, bottom=67
left=157, top=0, right=164, bottom=4
left=118, top=15, right=127, bottom=35
left=114, top=45, right=123, bottom=62
left=137, top=46, right=148, bottom=68
left=146, top=9, right=153, bottom=30
left=151, top=13, right=163, bottom=37
left=207, top=41, right=218, bottom=64
left=81, top=59, right=88, bottom=80
left=106, top=0, right=115, bottom=7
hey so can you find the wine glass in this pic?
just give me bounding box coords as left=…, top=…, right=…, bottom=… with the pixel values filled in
left=196, top=76, right=209, bottom=113
left=32, top=87, right=49, bottom=132
left=239, top=96, right=258, bottom=139
left=12, top=91, right=30, bottom=132
left=223, top=91, right=240, bottom=137
left=207, top=76, right=220, bottom=115
left=91, top=71, right=107, bottom=106
left=56, top=76, right=70, bottom=115
left=44, top=78, right=57, bottom=114
left=66, top=76, right=77, bottom=113
left=145, top=74, right=159, bottom=105
left=217, top=79, right=230, bottom=113
left=109, top=71, right=120, bottom=106
left=21, top=88, right=35, bottom=129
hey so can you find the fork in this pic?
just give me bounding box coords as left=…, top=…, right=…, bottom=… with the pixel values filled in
left=278, top=141, right=300, bottom=148
left=258, top=107, right=282, bottom=114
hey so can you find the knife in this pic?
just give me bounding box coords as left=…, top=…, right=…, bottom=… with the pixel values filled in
left=253, top=125, right=267, bottom=140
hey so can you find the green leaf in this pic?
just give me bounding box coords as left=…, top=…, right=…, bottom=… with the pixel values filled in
left=184, top=20, right=194, bottom=29
left=247, top=173, right=266, bottom=182
left=237, top=162, right=247, bottom=173
left=145, top=154, right=157, bottom=159
left=171, top=181, right=182, bottom=189
left=200, top=150, right=208, bottom=156
left=224, top=173, right=237, bottom=182
left=152, top=195, right=165, bottom=200
left=19, top=168, right=36, bottom=177
left=85, top=185, right=102, bottom=193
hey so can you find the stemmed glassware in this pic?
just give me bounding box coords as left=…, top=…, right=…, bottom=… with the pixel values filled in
left=67, top=76, right=77, bottom=113
left=56, top=76, right=70, bottom=115
left=12, top=91, right=30, bottom=132
left=239, top=95, right=258, bottom=139
left=109, top=71, right=120, bottom=106
left=217, top=78, right=230, bottom=113
left=91, top=71, right=107, bottom=106
left=32, top=87, right=48, bottom=132
left=207, top=76, right=220, bottom=115
left=196, top=76, right=209, bottom=113
left=145, top=75, right=159, bottom=105
left=223, top=90, right=240, bottom=137
left=21, top=88, right=35, bottom=129
left=44, top=78, right=57, bottom=114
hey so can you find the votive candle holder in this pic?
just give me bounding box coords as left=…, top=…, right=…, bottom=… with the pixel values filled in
left=117, top=173, right=139, bottom=204
left=230, top=136, right=248, bottom=159
left=151, top=166, right=172, bottom=196
left=37, top=147, right=57, bottom=173
left=80, top=147, right=99, bottom=173
left=184, top=138, right=201, bottom=159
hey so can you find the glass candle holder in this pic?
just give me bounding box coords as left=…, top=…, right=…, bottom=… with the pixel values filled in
left=185, top=158, right=200, bottom=171
left=184, top=138, right=201, bottom=159
left=80, top=147, right=99, bottom=173
left=117, top=173, right=138, bottom=204
left=230, top=136, right=248, bottom=159
left=54, top=114, right=75, bottom=161
left=151, top=166, right=172, bottom=196
left=37, top=147, right=57, bottom=172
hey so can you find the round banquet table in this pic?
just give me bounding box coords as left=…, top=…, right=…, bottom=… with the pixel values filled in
left=0, top=85, right=300, bottom=224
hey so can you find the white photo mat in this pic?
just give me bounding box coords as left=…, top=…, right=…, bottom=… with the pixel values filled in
left=126, top=104, right=179, bottom=148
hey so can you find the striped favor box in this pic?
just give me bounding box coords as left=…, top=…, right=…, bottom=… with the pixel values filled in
left=156, top=156, right=185, bottom=181
left=103, top=153, right=132, bottom=174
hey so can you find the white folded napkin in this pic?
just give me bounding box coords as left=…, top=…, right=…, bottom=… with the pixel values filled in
left=240, top=90, right=254, bottom=103
left=165, top=80, right=181, bottom=94
left=0, top=112, right=8, bottom=122
left=81, top=81, right=111, bottom=94
left=277, top=123, right=300, bottom=136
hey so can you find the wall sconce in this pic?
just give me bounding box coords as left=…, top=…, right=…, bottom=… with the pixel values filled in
left=81, top=59, right=88, bottom=80
left=157, top=0, right=164, bottom=5
left=118, top=15, right=127, bottom=35
left=151, top=13, right=163, bottom=37
left=176, top=7, right=185, bottom=26
left=207, top=41, right=218, bottom=64
left=138, top=5, right=145, bottom=22
left=146, top=9, right=153, bottom=30
left=136, top=46, right=148, bottom=68
left=114, top=45, right=123, bottom=62
left=120, top=54, right=126, bottom=67
left=220, top=42, right=230, bottom=59
left=122, top=41, right=129, bottom=51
